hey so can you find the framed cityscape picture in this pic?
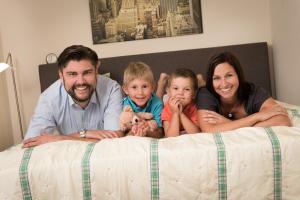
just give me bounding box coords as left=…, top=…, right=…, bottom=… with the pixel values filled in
left=89, top=0, right=203, bottom=44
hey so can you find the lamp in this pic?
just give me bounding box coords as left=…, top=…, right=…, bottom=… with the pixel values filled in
left=0, top=53, right=24, bottom=139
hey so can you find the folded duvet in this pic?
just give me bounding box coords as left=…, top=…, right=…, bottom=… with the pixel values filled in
left=1, top=102, right=300, bottom=200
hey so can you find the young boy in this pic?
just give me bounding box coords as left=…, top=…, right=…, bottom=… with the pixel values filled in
left=122, top=62, right=164, bottom=138
left=161, top=68, right=200, bottom=137
left=156, top=72, right=205, bottom=102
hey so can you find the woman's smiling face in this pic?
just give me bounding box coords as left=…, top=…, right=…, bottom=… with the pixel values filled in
left=212, top=62, right=239, bottom=101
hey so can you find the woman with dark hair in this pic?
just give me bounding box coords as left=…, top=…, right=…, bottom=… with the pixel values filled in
left=196, top=52, right=291, bottom=132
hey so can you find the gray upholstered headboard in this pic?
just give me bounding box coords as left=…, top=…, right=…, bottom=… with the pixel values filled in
left=39, top=42, right=273, bottom=96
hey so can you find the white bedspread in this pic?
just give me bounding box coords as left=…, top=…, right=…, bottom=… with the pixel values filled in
left=0, top=102, right=300, bottom=200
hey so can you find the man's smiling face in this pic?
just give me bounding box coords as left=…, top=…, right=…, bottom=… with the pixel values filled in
left=59, top=59, right=98, bottom=108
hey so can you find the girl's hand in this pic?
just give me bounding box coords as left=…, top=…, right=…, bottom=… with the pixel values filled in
left=202, top=110, right=231, bottom=124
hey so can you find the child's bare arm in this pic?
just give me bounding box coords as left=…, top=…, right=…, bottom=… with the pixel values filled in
left=156, top=73, right=169, bottom=99
left=163, top=97, right=182, bottom=137
left=180, top=113, right=200, bottom=134
left=146, top=127, right=164, bottom=138
left=163, top=114, right=180, bottom=137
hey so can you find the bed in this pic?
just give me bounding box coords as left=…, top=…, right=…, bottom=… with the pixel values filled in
left=1, top=42, right=300, bottom=200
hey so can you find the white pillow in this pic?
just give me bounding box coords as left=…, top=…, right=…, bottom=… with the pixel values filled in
left=277, top=101, right=300, bottom=127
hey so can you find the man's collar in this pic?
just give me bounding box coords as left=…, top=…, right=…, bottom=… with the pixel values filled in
left=68, top=90, right=97, bottom=108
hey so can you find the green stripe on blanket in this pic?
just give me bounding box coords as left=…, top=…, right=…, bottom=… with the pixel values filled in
left=265, top=127, right=282, bottom=200
left=287, top=108, right=300, bottom=118
left=19, top=147, right=34, bottom=200
left=81, top=143, right=96, bottom=200
left=213, top=133, right=227, bottom=200
left=150, top=139, right=159, bottom=200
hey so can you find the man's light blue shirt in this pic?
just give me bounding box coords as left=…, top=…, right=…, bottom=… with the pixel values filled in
left=122, top=94, right=163, bottom=127
left=25, top=75, right=123, bottom=139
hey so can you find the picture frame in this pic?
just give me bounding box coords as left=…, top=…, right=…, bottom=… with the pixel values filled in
left=89, top=0, right=203, bottom=44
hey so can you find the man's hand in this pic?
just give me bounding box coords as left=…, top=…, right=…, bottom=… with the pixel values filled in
left=85, top=130, right=122, bottom=140
left=23, top=130, right=124, bottom=148
left=23, top=133, right=65, bottom=148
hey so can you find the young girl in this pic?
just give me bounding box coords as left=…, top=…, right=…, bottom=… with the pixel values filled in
left=161, top=68, right=200, bottom=137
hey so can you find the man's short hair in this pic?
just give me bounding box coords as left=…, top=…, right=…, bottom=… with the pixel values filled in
left=123, top=62, right=155, bottom=87
left=57, top=45, right=99, bottom=71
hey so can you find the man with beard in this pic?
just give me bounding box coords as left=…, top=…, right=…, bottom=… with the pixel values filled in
left=23, top=45, right=123, bottom=147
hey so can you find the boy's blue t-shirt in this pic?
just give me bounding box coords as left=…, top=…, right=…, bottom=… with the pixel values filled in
left=122, top=94, right=163, bottom=127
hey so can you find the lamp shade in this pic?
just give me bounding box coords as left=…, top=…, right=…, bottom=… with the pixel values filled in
left=0, top=63, right=10, bottom=73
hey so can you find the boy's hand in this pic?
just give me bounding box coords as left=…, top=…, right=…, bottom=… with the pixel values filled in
left=131, top=119, right=148, bottom=136
left=168, top=96, right=182, bottom=113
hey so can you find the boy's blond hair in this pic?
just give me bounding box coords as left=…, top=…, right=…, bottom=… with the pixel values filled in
left=123, top=62, right=155, bottom=87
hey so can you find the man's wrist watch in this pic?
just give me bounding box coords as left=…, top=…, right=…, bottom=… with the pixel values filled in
left=79, top=130, right=87, bottom=138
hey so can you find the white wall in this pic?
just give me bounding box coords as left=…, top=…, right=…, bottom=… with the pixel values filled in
left=0, top=59, right=14, bottom=151
left=0, top=0, right=276, bottom=146
left=269, top=0, right=300, bottom=105
left=0, top=32, right=14, bottom=151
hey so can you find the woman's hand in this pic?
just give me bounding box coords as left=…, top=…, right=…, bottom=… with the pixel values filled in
left=201, top=110, right=231, bottom=124
left=256, top=104, right=288, bottom=122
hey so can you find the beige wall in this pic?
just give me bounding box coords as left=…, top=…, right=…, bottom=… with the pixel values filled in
left=0, top=52, right=14, bottom=151
left=0, top=0, right=295, bottom=147
left=0, top=36, right=14, bottom=151
left=269, top=0, right=300, bottom=105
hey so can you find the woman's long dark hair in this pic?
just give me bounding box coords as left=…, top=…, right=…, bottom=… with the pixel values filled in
left=205, top=52, right=251, bottom=103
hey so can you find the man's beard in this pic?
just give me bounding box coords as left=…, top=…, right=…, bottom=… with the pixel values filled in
left=67, top=83, right=94, bottom=103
